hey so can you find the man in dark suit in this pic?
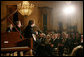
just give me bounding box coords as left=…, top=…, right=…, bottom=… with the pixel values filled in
left=6, top=24, right=15, bottom=32
left=50, top=34, right=59, bottom=48
left=23, top=20, right=35, bottom=38
left=50, top=34, right=60, bottom=56
left=23, top=20, right=39, bottom=55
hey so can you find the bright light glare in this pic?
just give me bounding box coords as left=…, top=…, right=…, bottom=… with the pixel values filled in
left=63, top=5, right=75, bottom=14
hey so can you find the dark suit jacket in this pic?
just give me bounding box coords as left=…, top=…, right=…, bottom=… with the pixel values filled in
left=6, top=27, right=16, bottom=32
left=24, top=25, right=35, bottom=38
left=50, top=38, right=59, bottom=48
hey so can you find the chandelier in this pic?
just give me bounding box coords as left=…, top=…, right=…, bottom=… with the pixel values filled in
left=17, top=1, right=34, bottom=16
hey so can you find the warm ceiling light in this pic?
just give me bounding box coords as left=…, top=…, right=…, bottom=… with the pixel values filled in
left=17, top=1, right=34, bottom=16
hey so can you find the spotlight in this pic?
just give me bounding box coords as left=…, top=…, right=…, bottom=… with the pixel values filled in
left=63, top=5, right=75, bottom=15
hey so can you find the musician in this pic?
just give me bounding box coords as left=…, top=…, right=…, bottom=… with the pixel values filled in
left=15, top=21, right=22, bottom=32
left=14, top=21, right=23, bottom=39
left=6, top=24, right=15, bottom=32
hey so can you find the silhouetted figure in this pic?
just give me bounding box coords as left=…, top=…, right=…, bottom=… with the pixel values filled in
left=24, top=20, right=35, bottom=38
left=23, top=20, right=37, bottom=55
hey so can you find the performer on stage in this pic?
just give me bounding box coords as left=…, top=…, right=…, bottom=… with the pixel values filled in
left=23, top=20, right=36, bottom=39
left=23, top=20, right=40, bottom=55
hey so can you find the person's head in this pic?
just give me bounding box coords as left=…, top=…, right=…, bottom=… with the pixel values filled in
left=81, top=35, right=83, bottom=39
left=9, top=24, right=13, bottom=28
left=16, top=21, right=21, bottom=28
left=39, top=33, right=44, bottom=38
left=66, top=34, right=68, bottom=38
left=62, top=32, right=66, bottom=38
left=51, top=34, right=54, bottom=39
left=81, top=35, right=83, bottom=43
left=57, top=33, right=61, bottom=38
left=71, top=45, right=83, bottom=56
left=68, top=33, right=71, bottom=38
left=46, top=35, right=50, bottom=39
left=54, top=34, right=58, bottom=39
left=28, top=20, right=35, bottom=27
